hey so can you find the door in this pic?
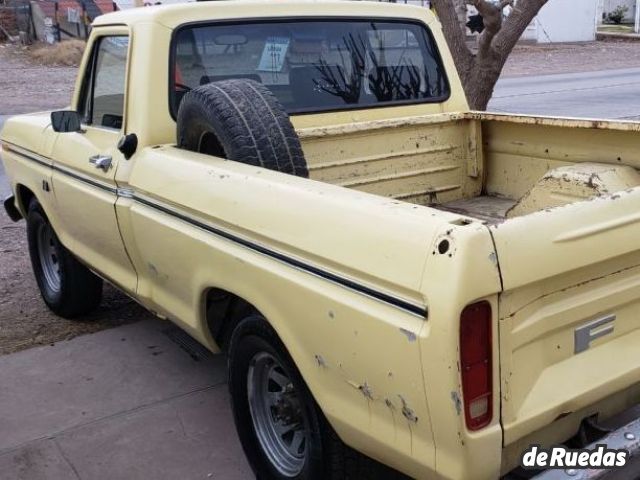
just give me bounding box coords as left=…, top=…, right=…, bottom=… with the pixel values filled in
left=51, top=31, right=137, bottom=293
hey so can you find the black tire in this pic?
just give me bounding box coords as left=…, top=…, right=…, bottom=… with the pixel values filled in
left=26, top=198, right=103, bottom=319
left=228, top=315, right=409, bottom=480
left=176, top=79, right=308, bottom=178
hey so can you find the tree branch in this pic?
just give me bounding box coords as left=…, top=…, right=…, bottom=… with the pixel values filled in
left=430, top=0, right=474, bottom=75
left=466, top=0, right=503, bottom=57
left=492, top=0, right=549, bottom=59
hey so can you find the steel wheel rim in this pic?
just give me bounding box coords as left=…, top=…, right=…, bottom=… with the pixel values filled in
left=247, top=352, right=308, bottom=477
left=37, top=222, right=61, bottom=294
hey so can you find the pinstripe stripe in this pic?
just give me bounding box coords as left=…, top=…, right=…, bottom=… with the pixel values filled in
left=5, top=142, right=428, bottom=318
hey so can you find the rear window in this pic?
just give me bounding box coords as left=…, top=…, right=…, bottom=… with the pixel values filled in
left=170, top=19, right=449, bottom=116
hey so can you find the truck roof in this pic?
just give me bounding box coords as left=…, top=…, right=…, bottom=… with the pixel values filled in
left=93, top=0, right=436, bottom=30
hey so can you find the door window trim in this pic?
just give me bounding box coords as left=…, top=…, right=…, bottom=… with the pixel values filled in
left=76, top=32, right=131, bottom=132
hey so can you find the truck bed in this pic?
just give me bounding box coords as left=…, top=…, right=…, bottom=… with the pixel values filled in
left=297, top=112, right=640, bottom=222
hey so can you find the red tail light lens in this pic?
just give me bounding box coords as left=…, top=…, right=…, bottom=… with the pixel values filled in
left=460, top=301, right=493, bottom=431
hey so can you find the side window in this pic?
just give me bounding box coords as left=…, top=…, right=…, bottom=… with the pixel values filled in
left=79, top=36, right=129, bottom=129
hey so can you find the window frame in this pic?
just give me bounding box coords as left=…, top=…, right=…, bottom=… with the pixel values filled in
left=168, top=17, right=451, bottom=120
left=77, top=34, right=130, bottom=130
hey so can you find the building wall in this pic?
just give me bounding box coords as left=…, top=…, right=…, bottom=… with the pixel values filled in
left=533, top=0, right=598, bottom=43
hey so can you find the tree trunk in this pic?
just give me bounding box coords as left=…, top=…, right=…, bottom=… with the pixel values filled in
left=462, top=59, right=504, bottom=110
left=431, top=0, right=548, bottom=110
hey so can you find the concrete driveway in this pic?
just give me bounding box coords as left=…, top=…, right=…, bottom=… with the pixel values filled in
left=0, top=320, right=252, bottom=480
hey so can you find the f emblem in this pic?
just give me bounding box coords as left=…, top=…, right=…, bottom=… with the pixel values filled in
left=574, top=314, right=615, bottom=354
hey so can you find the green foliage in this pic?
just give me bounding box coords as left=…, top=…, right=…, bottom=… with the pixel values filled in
left=606, top=5, right=629, bottom=25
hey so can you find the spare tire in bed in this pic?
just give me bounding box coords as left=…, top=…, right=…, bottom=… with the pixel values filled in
left=176, top=79, right=308, bottom=178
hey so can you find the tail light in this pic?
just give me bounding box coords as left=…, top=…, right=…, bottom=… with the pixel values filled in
left=460, top=301, right=493, bottom=431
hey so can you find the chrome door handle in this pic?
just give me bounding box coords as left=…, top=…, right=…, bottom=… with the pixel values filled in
left=89, top=155, right=112, bottom=172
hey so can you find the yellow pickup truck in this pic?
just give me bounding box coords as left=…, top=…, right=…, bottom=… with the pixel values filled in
left=2, top=2, right=640, bottom=479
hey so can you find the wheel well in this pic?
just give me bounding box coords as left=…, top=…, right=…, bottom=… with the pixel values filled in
left=16, top=184, right=35, bottom=215
left=204, top=288, right=260, bottom=352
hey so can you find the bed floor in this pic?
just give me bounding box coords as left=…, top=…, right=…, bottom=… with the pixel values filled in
left=435, top=195, right=517, bottom=224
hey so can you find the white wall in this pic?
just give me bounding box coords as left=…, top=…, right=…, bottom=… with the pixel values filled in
left=534, top=0, right=598, bottom=43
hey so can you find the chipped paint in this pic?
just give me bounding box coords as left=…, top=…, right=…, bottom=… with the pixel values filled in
left=399, top=327, right=417, bottom=342
left=398, top=395, right=418, bottom=423
left=147, top=263, right=169, bottom=281
left=360, top=382, right=374, bottom=400
left=451, top=391, right=462, bottom=416
left=347, top=380, right=360, bottom=390
left=315, top=354, right=328, bottom=368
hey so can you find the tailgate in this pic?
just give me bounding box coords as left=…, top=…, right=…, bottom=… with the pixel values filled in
left=491, top=187, right=640, bottom=446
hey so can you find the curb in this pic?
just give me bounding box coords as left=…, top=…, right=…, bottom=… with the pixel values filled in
left=597, top=31, right=640, bottom=42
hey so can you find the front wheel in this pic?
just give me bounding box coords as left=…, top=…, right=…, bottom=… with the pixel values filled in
left=26, top=198, right=103, bottom=319
left=228, top=315, right=408, bottom=480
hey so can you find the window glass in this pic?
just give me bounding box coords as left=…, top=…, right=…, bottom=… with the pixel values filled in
left=82, top=36, right=129, bottom=129
left=171, top=20, right=449, bottom=115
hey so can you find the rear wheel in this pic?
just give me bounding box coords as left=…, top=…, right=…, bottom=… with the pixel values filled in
left=228, top=315, right=409, bottom=480
left=26, top=198, right=103, bottom=319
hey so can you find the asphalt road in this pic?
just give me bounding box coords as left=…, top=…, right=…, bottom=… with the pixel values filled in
left=489, top=67, right=640, bottom=120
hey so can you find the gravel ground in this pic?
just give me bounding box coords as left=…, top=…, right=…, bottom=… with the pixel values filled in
left=502, top=40, right=640, bottom=77
left=0, top=209, right=153, bottom=355
left=2, top=39, right=640, bottom=355
left=0, top=44, right=78, bottom=114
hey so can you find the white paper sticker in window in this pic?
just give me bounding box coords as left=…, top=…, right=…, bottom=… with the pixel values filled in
left=257, top=37, right=290, bottom=72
